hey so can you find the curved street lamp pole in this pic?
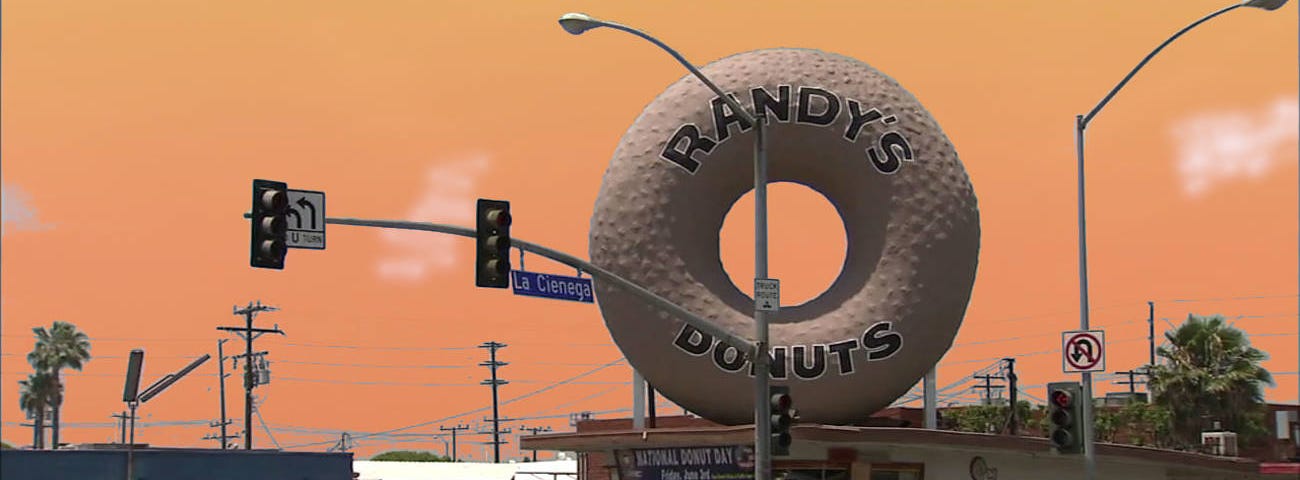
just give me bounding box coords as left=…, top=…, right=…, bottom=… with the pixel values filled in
left=558, top=13, right=774, bottom=480
left=1074, top=1, right=1286, bottom=478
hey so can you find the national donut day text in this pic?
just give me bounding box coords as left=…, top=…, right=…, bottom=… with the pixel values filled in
left=660, top=84, right=916, bottom=176
left=672, top=321, right=903, bottom=380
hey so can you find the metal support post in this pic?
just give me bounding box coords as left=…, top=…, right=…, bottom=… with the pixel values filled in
left=923, top=368, right=937, bottom=429
left=752, top=112, right=771, bottom=480
left=632, top=371, right=646, bottom=430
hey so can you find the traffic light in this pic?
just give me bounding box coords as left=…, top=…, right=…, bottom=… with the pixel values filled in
left=250, top=179, right=289, bottom=269
left=476, top=199, right=512, bottom=288
left=770, top=385, right=796, bottom=456
left=1047, top=381, right=1084, bottom=454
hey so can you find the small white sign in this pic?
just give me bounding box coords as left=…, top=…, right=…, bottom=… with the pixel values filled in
left=1062, top=330, right=1106, bottom=373
left=287, top=189, right=325, bottom=249
left=755, top=278, right=780, bottom=312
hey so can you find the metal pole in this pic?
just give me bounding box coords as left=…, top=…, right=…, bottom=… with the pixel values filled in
left=647, top=384, right=658, bottom=429
left=488, top=343, right=503, bottom=463
left=923, top=368, right=937, bottom=429
left=1147, top=301, right=1155, bottom=367
left=127, top=402, right=137, bottom=480
left=1075, top=114, right=1097, bottom=480
left=632, top=371, right=645, bottom=430
left=753, top=112, right=771, bottom=480
left=244, top=308, right=254, bottom=450
left=217, top=339, right=228, bottom=450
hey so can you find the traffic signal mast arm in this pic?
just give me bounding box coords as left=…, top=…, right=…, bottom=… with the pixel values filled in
left=321, top=215, right=758, bottom=357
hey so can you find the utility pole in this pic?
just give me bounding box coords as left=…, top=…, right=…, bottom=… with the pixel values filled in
left=517, top=425, right=553, bottom=461
left=1147, top=301, right=1156, bottom=367
left=217, top=300, right=285, bottom=450
left=478, top=341, right=508, bottom=463
left=475, top=422, right=512, bottom=462
left=440, top=424, right=470, bottom=462
left=111, top=412, right=129, bottom=444
left=1114, top=369, right=1148, bottom=396
left=1004, top=358, right=1018, bottom=435
left=217, top=339, right=231, bottom=449
left=972, top=373, right=1005, bottom=407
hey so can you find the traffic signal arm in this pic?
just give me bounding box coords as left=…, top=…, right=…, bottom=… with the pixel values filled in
left=314, top=215, right=760, bottom=357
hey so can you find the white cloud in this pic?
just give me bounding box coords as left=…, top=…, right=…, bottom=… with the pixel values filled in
left=1, top=184, right=49, bottom=235
left=1172, top=96, right=1299, bottom=197
left=376, top=155, right=492, bottom=282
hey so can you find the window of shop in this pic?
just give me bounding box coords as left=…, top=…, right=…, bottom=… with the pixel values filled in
left=867, top=463, right=924, bottom=480
left=774, top=459, right=849, bottom=480
left=771, top=461, right=922, bottom=480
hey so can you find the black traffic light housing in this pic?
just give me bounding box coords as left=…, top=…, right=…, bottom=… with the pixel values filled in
left=475, top=199, right=512, bottom=288
left=251, top=179, right=289, bottom=269
left=770, top=385, right=796, bottom=456
left=1047, top=381, right=1084, bottom=454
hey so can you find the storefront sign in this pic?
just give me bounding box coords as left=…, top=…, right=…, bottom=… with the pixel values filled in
left=615, top=445, right=755, bottom=480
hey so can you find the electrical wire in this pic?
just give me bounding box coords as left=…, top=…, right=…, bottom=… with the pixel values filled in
left=280, top=357, right=626, bottom=449
left=255, top=405, right=282, bottom=450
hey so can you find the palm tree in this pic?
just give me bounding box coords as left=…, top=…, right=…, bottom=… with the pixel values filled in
left=1148, top=314, right=1273, bottom=447
left=18, top=371, right=58, bottom=449
left=28, top=321, right=92, bottom=449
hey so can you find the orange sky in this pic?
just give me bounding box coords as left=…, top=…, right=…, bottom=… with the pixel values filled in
left=2, top=0, right=1297, bottom=461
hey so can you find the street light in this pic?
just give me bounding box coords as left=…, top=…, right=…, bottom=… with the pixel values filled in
left=558, top=12, right=776, bottom=480
left=1073, top=1, right=1286, bottom=479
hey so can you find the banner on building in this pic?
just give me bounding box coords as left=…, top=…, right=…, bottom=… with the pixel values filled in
left=614, top=445, right=755, bottom=480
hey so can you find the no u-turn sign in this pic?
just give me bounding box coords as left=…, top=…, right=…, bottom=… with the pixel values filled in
left=1061, top=330, right=1106, bottom=373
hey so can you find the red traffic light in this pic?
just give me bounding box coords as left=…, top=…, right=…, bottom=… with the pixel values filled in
left=1051, top=389, right=1073, bottom=408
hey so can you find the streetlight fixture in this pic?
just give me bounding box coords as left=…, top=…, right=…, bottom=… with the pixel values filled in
left=1073, top=1, right=1287, bottom=479
left=558, top=12, right=776, bottom=480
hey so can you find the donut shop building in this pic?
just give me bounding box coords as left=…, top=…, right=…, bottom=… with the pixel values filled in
left=520, top=415, right=1298, bottom=480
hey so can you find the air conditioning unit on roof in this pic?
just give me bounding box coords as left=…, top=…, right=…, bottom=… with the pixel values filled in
left=1201, top=431, right=1238, bottom=457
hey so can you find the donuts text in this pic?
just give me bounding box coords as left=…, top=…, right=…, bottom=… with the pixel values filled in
left=671, top=321, right=904, bottom=380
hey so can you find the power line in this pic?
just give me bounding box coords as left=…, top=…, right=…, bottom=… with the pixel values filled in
left=1166, top=294, right=1298, bottom=303
left=280, top=342, right=478, bottom=352
left=274, top=360, right=472, bottom=369
left=279, top=357, right=625, bottom=449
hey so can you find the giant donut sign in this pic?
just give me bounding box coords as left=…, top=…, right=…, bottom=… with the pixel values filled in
left=588, top=48, right=980, bottom=425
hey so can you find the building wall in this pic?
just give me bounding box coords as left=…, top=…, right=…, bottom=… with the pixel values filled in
left=886, top=446, right=1170, bottom=480
left=0, top=448, right=354, bottom=480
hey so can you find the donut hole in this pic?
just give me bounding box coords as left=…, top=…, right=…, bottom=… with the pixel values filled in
left=719, top=182, right=848, bottom=307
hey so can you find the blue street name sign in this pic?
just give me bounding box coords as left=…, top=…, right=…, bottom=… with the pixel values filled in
left=510, top=270, right=595, bottom=303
